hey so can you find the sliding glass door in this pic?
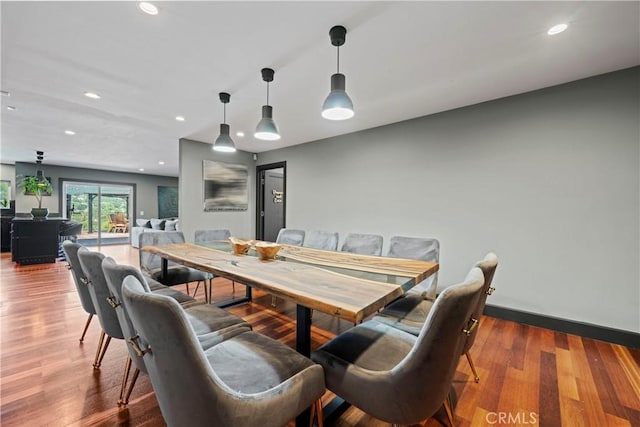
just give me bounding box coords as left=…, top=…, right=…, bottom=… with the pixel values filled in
left=62, top=181, right=133, bottom=246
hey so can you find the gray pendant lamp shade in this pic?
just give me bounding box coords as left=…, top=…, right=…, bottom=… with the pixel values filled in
left=322, top=25, right=354, bottom=121
left=254, top=68, right=280, bottom=141
left=213, top=92, right=236, bottom=153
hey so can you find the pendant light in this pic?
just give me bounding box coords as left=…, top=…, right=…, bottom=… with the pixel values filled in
left=322, top=25, right=354, bottom=120
left=254, top=68, right=281, bottom=141
left=213, top=92, right=236, bottom=153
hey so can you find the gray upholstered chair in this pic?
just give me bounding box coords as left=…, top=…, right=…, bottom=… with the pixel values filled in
left=77, top=248, right=124, bottom=369
left=101, top=257, right=251, bottom=406
left=340, top=233, right=383, bottom=256
left=194, top=228, right=231, bottom=243
left=275, top=228, right=305, bottom=246
left=303, top=230, right=339, bottom=251
left=374, top=252, right=499, bottom=383
left=387, top=235, right=440, bottom=299
left=61, top=241, right=98, bottom=343
left=121, top=275, right=326, bottom=427
left=271, top=228, right=306, bottom=306
left=194, top=229, right=235, bottom=297
left=139, top=231, right=213, bottom=302
left=312, top=267, right=485, bottom=426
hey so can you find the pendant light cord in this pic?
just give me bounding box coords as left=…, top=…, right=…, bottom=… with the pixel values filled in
left=266, top=81, right=270, bottom=105
left=336, top=45, right=340, bottom=73
left=223, top=103, right=226, bottom=124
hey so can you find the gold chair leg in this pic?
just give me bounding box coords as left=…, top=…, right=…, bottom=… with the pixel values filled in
left=79, top=313, right=93, bottom=342
left=465, top=351, right=480, bottom=383
left=208, top=279, right=212, bottom=304
left=232, top=280, right=236, bottom=295
left=120, top=367, right=140, bottom=406
left=185, top=283, right=190, bottom=296
left=309, top=399, right=323, bottom=427
left=443, top=396, right=455, bottom=427
left=118, top=357, right=132, bottom=406
left=93, top=332, right=112, bottom=369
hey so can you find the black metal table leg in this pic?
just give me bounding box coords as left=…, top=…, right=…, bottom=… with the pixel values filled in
left=295, top=304, right=313, bottom=427
left=161, top=258, right=168, bottom=284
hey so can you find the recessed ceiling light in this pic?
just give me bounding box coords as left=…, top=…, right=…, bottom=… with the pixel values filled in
left=139, top=2, right=158, bottom=15
left=158, top=161, right=165, bottom=165
left=84, top=92, right=101, bottom=99
left=548, top=23, right=568, bottom=35
left=236, top=131, right=245, bottom=137
left=0, top=90, right=10, bottom=97
left=7, top=106, right=16, bottom=111
left=65, top=130, right=76, bottom=135
left=139, top=168, right=145, bottom=172
left=175, top=116, right=185, bottom=122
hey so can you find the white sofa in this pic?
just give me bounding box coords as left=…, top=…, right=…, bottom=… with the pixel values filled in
left=131, top=218, right=180, bottom=248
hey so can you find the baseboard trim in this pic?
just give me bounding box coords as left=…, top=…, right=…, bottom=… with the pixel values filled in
left=483, top=304, right=640, bottom=349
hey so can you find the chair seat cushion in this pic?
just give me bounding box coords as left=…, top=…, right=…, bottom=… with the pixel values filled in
left=312, top=320, right=416, bottom=372
left=205, top=331, right=320, bottom=394
left=372, top=294, right=435, bottom=336
left=148, top=265, right=212, bottom=286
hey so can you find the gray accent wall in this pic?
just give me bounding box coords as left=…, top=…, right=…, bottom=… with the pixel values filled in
left=13, top=162, right=177, bottom=220
left=178, top=138, right=256, bottom=243
left=255, top=67, right=639, bottom=333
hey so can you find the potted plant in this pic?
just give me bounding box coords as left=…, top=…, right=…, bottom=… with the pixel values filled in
left=19, top=175, right=53, bottom=219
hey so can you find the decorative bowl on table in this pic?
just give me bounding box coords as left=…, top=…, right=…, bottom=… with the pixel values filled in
left=254, top=242, right=281, bottom=260
left=229, top=237, right=251, bottom=255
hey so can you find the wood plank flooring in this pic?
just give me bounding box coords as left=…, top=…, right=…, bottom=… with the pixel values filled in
left=1, top=245, right=638, bottom=426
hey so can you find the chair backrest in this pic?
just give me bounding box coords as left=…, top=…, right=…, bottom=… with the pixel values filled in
left=303, top=230, right=339, bottom=251
left=392, top=267, right=484, bottom=420
left=139, top=231, right=186, bottom=273
left=341, top=233, right=383, bottom=256
left=275, top=228, right=305, bottom=246
left=121, top=275, right=246, bottom=426
left=61, top=241, right=96, bottom=315
left=387, top=236, right=440, bottom=297
left=194, top=229, right=231, bottom=243
left=77, top=247, right=124, bottom=340
left=101, top=257, right=150, bottom=373
left=462, top=252, right=499, bottom=354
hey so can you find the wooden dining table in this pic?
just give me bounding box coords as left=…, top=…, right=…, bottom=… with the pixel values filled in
left=140, top=241, right=439, bottom=357
left=141, top=241, right=438, bottom=426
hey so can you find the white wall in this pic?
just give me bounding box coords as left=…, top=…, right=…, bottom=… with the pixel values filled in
left=256, top=67, right=640, bottom=333
left=178, top=139, right=256, bottom=243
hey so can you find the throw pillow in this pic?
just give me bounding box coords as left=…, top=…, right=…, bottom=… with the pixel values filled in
left=150, top=219, right=166, bottom=230
left=136, top=219, right=151, bottom=228
left=164, top=219, right=178, bottom=231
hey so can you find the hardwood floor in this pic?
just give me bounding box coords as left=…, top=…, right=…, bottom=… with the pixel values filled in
left=1, top=245, right=638, bottom=426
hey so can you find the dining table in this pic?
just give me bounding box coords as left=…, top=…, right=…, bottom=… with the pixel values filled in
left=139, top=240, right=439, bottom=426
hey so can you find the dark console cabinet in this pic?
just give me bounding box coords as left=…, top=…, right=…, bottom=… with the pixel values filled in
left=11, top=218, right=65, bottom=264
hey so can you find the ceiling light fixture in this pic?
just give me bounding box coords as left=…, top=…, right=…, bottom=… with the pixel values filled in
left=65, top=130, right=76, bottom=135
left=254, top=68, right=281, bottom=141
left=0, top=90, right=10, bottom=96
left=175, top=116, right=185, bottom=122
left=84, top=92, right=101, bottom=99
left=236, top=131, right=245, bottom=137
left=7, top=106, right=16, bottom=111
left=158, top=161, right=165, bottom=165
left=548, top=23, right=568, bottom=35
left=213, top=92, right=236, bottom=153
left=322, top=25, right=354, bottom=121
left=138, top=2, right=159, bottom=15
left=139, top=168, right=145, bottom=172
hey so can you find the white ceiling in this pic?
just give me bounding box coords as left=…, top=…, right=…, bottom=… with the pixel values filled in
left=1, top=1, right=638, bottom=177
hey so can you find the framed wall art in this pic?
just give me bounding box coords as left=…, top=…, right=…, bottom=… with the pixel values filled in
left=203, top=160, right=248, bottom=211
